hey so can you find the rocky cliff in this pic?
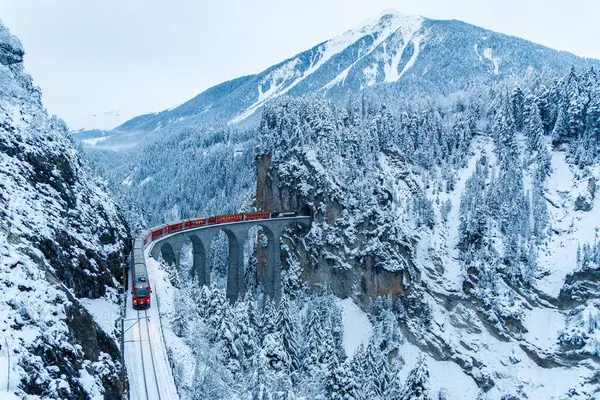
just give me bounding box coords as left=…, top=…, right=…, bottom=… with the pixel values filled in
left=0, top=22, right=130, bottom=398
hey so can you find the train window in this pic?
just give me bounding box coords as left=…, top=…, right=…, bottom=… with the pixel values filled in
left=138, top=277, right=147, bottom=282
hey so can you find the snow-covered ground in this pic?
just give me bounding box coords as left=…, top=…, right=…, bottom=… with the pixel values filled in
left=537, top=151, right=600, bottom=297
left=124, top=251, right=179, bottom=400
left=338, top=298, right=373, bottom=357
left=70, top=110, right=132, bottom=132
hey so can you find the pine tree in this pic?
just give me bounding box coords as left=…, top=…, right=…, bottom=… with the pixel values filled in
left=512, top=85, right=525, bottom=131
left=263, top=298, right=278, bottom=337
left=206, top=286, right=228, bottom=342
left=278, top=294, right=300, bottom=372
left=171, top=283, right=193, bottom=337
left=362, top=341, right=380, bottom=398
left=233, top=300, right=259, bottom=371
left=376, top=351, right=392, bottom=397
left=216, top=306, right=241, bottom=372
left=261, top=332, right=290, bottom=373
left=397, top=357, right=432, bottom=400
left=386, top=357, right=404, bottom=399
left=325, top=360, right=360, bottom=400
left=245, top=291, right=263, bottom=341
left=525, top=101, right=545, bottom=159
left=303, top=308, right=324, bottom=376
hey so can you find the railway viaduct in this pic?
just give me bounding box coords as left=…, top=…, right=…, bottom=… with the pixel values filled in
left=147, top=216, right=311, bottom=303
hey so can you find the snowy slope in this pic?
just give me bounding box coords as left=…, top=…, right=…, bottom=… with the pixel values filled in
left=252, top=89, right=600, bottom=398
left=230, top=11, right=424, bottom=123
left=0, top=20, right=130, bottom=398
left=71, top=109, right=133, bottom=132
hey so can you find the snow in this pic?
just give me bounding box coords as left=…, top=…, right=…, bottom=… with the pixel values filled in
left=362, top=63, right=379, bottom=88
left=397, top=339, right=480, bottom=398
left=383, top=17, right=425, bottom=82
left=322, top=67, right=351, bottom=90
left=483, top=47, right=500, bottom=75
left=140, top=176, right=154, bottom=186
left=0, top=345, right=18, bottom=398
left=78, top=368, right=102, bottom=400
left=337, top=298, right=373, bottom=358
left=524, top=307, right=564, bottom=351
left=430, top=136, right=496, bottom=291
left=536, top=151, right=600, bottom=297
left=122, top=174, right=133, bottom=186
left=474, top=44, right=483, bottom=61
left=397, top=33, right=424, bottom=81
left=70, top=110, right=132, bottom=131
left=80, top=295, right=120, bottom=340
left=417, top=291, right=594, bottom=399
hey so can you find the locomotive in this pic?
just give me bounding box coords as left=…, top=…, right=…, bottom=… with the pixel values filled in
left=131, top=238, right=152, bottom=309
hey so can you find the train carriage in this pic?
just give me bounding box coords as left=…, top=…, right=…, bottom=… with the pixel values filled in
left=131, top=260, right=151, bottom=309
left=184, top=218, right=207, bottom=229
left=151, top=226, right=167, bottom=241
left=243, top=212, right=271, bottom=220
left=167, top=222, right=184, bottom=234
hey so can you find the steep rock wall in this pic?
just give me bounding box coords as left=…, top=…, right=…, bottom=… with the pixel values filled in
left=0, top=22, right=130, bottom=398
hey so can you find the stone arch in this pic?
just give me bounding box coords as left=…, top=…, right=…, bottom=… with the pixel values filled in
left=159, top=242, right=177, bottom=266
left=201, top=227, right=248, bottom=303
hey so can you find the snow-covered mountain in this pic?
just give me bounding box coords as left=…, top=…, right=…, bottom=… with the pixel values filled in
left=0, top=22, right=130, bottom=398
left=72, top=109, right=131, bottom=132
left=102, top=10, right=598, bottom=136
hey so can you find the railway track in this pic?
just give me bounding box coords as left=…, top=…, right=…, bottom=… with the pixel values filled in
left=144, top=309, right=162, bottom=400
left=125, top=251, right=179, bottom=400
left=134, top=309, right=163, bottom=400
left=136, top=310, right=150, bottom=400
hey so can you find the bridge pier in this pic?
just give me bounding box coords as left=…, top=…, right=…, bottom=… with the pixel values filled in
left=264, top=227, right=283, bottom=303
left=224, top=227, right=250, bottom=303
left=193, top=231, right=215, bottom=287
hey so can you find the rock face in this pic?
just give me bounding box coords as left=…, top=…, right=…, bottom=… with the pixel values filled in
left=0, top=22, right=130, bottom=398
left=255, top=116, right=417, bottom=307
left=574, top=177, right=595, bottom=211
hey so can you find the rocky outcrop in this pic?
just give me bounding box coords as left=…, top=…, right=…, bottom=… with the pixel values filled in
left=558, top=264, right=600, bottom=308
left=574, top=177, right=596, bottom=212
left=255, top=150, right=415, bottom=307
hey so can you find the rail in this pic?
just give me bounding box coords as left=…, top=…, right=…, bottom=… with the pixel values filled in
left=145, top=309, right=161, bottom=400
left=137, top=310, right=150, bottom=400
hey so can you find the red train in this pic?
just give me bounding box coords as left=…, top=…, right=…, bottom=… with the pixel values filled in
left=131, top=238, right=151, bottom=309
left=149, top=211, right=297, bottom=241
left=132, top=211, right=301, bottom=308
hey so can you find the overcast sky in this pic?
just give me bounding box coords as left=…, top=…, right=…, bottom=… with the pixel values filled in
left=1, top=0, right=598, bottom=130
